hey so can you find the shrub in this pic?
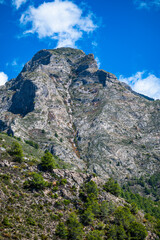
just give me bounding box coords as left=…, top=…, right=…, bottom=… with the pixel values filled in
left=116, top=224, right=128, bottom=240
left=128, top=221, right=147, bottom=240
left=156, top=219, right=160, bottom=237
left=99, top=201, right=109, bottom=219
left=55, top=132, right=58, bottom=138
left=9, top=142, right=24, bottom=163
left=103, top=178, right=121, bottom=197
left=85, top=181, right=99, bottom=199
left=27, top=217, right=36, bottom=226
left=90, top=201, right=100, bottom=217
left=108, top=224, right=128, bottom=240
left=50, top=214, right=59, bottom=221
left=86, top=230, right=104, bottom=240
left=60, top=178, right=67, bottom=185
left=67, top=213, right=84, bottom=240
left=63, top=199, right=71, bottom=205
left=2, top=216, right=10, bottom=226
left=130, top=202, right=138, bottom=215
left=54, top=201, right=62, bottom=208
left=81, top=207, right=94, bottom=225
left=24, top=172, right=47, bottom=190
left=40, top=152, right=56, bottom=171
left=85, top=198, right=100, bottom=217
left=53, top=193, right=58, bottom=199
left=53, top=186, right=58, bottom=192
left=55, top=222, right=68, bottom=239
left=25, top=140, right=39, bottom=149
left=114, top=206, right=134, bottom=229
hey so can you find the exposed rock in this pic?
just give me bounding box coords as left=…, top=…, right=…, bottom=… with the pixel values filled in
left=0, top=47, right=159, bottom=181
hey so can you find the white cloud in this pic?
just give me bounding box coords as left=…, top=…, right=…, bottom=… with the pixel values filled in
left=20, top=0, right=97, bottom=48
left=92, top=41, right=98, bottom=47
left=12, top=0, right=27, bottom=9
left=95, top=57, right=101, bottom=68
left=0, top=72, right=8, bottom=86
left=134, top=0, right=160, bottom=9
left=6, top=59, right=18, bottom=67
left=119, top=71, right=160, bottom=99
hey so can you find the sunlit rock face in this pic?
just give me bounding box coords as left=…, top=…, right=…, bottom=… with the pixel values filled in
left=0, top=47, right=159, bottom=180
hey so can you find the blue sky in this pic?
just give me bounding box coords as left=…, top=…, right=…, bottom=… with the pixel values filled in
left=0, top=0, right=160, bottom=99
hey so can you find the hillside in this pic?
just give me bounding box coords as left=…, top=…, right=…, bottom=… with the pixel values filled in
left=0, top=133, right=159, bottom=240
left=0, top=47, right=159, bottom=182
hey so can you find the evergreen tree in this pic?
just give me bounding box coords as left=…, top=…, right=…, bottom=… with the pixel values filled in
left=86, top=230, right=104, bottom=240
left=55, top=222, right=68, bottom=239
left=81, top=207, right=94, bottom=225
left=104, top=178, right=121, bottom=197
left=66, top=213, right=84, bottom=240
left=10, top=141, right=24, bottom=163
left=40, top=152, right=56, bottom=171
left=128, top=221, right=147, bottom=240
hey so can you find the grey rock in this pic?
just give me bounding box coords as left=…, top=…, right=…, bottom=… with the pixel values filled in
left=0, top=47, right=159, bottom=181
left=0, top=147, right=6, bottom=152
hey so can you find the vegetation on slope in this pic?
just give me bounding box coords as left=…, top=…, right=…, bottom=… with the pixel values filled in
left=0, top=133, right=159, bottom=239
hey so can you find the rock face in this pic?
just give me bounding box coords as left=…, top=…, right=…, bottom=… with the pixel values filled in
left=0, top=47, right=160, bottom=180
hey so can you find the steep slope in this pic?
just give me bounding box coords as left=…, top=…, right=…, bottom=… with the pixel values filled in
left=0, top=47, right=159, bottom=181
left=0, top=134, right=159, bottom=240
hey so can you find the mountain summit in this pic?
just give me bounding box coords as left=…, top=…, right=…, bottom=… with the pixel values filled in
left=0, top=47, right=159, bottom=180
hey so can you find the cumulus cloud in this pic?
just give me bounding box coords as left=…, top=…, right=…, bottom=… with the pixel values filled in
left=12, top=0, right=27, bottom=9
left=134, top=0, right=160, bottom=9
left=119, top=71, right=160, bottom=99
left=20, top=0, right=97, bottom=48
left=0, top=72, right=8, bottom=86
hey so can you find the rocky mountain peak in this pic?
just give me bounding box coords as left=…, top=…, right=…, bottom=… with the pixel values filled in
left=0, top=47, right=159, bottom=181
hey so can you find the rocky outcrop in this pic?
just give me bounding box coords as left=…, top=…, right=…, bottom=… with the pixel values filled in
left=0, top=47, right=159, bottom=181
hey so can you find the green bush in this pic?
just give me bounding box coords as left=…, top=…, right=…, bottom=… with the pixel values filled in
left=9, top=142, right=24, bottom=163
left=104, top=178, right=121, bottom=197
left=55, top=222, right=68, bottom=239
left=60, top=179, right=67, bottom=185
left=55, top=132, right=58, bottom=138
left=53, top=193, right=58, bottom=199
left=63, top=199, right=71, bottom=205
left=66, top=213, right=84, bottom=240
left=27, top=217, right=36, bottom=226
left=114, top=206, right=134, bottom=229
left=99, top=201, right=109, bottom=219
left=86, top=230, right=104, bottom=240
left=90, top=201, right=100, bottom=217
left=25, top=140, right=39, bottom=149
left=128, top=221, right=147, bottom=240
left=81, top=207, right=94, bottom=225
left=24, top=172, right=47, bottom=190
left=108, top=224, right=128, bottom=240
left=54, top=201, right=62, bottom=208
left=85, top=181, right=99, bottom=199
left=130, top=202, right=138, bottom=215
left=2, top=216, right=10, bottom=226
left=121, top=188, right=160, bottom=219
left=156, top=219, right=160, bottom=237
left=40, top=152, right=56, bottom=171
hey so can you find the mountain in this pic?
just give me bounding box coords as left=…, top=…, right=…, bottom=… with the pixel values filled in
left=0, top=47, right=160, bottom=182
left=0, top=133, right=159, bottom=240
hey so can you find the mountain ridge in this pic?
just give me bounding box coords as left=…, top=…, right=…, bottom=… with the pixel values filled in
left=0, top=47, right=160, bottom=181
